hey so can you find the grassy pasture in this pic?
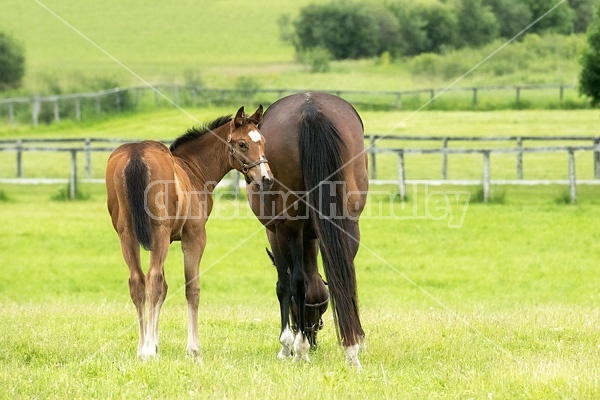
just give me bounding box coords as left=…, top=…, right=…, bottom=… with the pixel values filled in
left=0, top=109, right=599, bottom=397
left=1, top=182, right=600, bottom=398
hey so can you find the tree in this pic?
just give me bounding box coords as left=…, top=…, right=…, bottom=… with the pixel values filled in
left=580, top=7, right=600, bottom=105
left=455, top=0, right=500, bottom=47
left=0, top=32, right=25, bottom=91
left=293, top=3, right=381, bottom=60
left=485, top=0, right=533, bottom=38
left=524, top=0, right=575, bottom=34
left=569, top=0, right=600, bottom=33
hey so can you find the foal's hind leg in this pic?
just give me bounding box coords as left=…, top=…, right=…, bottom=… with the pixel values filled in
left=140, top=231, right=170, bottom=360
left=119, top=233, right=146, bottom=358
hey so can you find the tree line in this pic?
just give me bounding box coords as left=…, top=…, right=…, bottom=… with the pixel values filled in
left=283, top=0, right=598, bottom=60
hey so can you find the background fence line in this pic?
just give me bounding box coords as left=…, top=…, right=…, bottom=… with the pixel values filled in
left=0, top=83, right=580, bottom=126
left=1, top=135, right=599, bottom=202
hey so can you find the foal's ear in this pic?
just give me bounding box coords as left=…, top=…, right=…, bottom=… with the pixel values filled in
left=234, top=106, right=245, bottom=128
left=249, top=105, right=263, bottom=125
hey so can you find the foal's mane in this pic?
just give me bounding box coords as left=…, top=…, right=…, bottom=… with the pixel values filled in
left=169, top=115, right=232, bottom=152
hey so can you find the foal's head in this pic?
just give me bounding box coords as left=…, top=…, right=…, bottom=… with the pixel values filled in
left=228, top=106, right=273, bottom=192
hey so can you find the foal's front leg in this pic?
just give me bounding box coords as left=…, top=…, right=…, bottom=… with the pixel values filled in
left=182, top=227, right=206, bottom=362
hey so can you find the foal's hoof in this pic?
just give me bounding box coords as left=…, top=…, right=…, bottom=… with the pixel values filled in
left=186, top=348, right=203, bottom=364
left=138, top=352, right=157, bottom=362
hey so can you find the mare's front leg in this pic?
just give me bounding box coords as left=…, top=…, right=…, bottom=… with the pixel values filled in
left=181, top=225, right=206, bottom=362
left=276, top=224, right=309, bottom=363
left=267, top=230, right=294, bottom=359
left=140, top=229, right=170, bottom=360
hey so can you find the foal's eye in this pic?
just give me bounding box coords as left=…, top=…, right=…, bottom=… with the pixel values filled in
left=238, top=141, right=248, bottom=150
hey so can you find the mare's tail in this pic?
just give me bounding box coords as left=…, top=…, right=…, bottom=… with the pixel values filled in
left=298, top=104, right=364, bottom=346
left=124, top=148, right=153, bottom=250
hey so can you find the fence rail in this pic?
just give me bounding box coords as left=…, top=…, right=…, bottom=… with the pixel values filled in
left=0, top=83, right=580, bottom=126
left=1, top=135, right=598, bottom=202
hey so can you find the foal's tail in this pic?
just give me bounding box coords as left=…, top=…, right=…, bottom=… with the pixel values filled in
left=124, top=148, right=153, bottom=250
left=298, top=105, right=364, bottom=346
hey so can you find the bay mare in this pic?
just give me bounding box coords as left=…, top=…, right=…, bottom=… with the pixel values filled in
left=106, top=106, right=273, bottom=360
left=247, top=93, right=368, bottom=369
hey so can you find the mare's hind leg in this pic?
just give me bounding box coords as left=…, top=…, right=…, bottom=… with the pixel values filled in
left=276, top=224, right=309, bottom=363
left=344, top=221, right=365, bottom=368
left=140, top=230, right=170, bottom=360
left=181, top=226, right=206, bottom=362
left=267, top=231, right=294, bottom=359
left=119, top=232, right=146, bottom=358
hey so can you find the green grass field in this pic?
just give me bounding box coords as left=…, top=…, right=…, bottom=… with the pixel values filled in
left=0, top=109, right=599, bottom=398
left=1, top=0, right=586, bottom=100
left=1, top=182, right=599, bottom=398
left=1, top=1, right=599, bottom=397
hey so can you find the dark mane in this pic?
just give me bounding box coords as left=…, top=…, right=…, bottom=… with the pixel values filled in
left=170, top=115, right=232, bottom=152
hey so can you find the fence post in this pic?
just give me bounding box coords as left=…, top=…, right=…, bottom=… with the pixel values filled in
left=32, top=98, right=40, bottom=127
left=232, top=170, right=240, bottom=195
left=53, top=98, right=60, bottom=122
left=369, top=135, right=377, bottom=180
left=16, top=139, right=22, bottom=178
left=395, top=93, right=402, bottom=109
left=70, top=149, right=78, bottom=200
left=559, top=85, right=564, bottom=103
left=472, top=87, right=478, bottom=108
left=95, top=95, right=101, bottom=113
left=75, top=98, right=81, bottom=121
left=568, top=149, right=576, bottom=204
left=85, top=138, right=92, bottom=179
left=515, top=86, right=521, bottom=105
left=441, top=137, right=448, bottom=180
left=430, top=89, right=435, bottom=105
left=483, top=151, right=490, bottom=203
left=8, top=103, right=15, bottom=127
left=516, top=137, right=523, bottom=179
left=594, top=137, right=600, bottom=179
left=191, top=88, right=197, bottom=106
left=116, top=90, right=122, bottom=113
left=397, top=150, right=406, bottom=201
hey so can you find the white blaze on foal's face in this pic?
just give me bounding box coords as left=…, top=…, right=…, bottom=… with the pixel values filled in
left=248, top=130, right=262, bottom=143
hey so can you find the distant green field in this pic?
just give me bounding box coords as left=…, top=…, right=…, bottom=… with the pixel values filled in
left=1, top=0, right=586, bottom=99
left=2, top=0, right=324, bottom=90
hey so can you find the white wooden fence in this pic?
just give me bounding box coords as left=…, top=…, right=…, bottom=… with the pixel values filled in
left=0, top=84, right=580, bottom=126
left=1, top=136, right=599, bottom=203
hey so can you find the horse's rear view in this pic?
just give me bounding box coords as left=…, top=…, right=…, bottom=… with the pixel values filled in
left=247, top=92, right=368, bottom=369
left=106, top=106, right=272, bottom=361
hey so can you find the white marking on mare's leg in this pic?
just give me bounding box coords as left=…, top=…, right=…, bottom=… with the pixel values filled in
left=294, top=332, right=310, bottom=363
left=248, top=130, right=262, bottom=143
left=344, top=344, right=362, bottom=371
left=278, top=326, right=294, bottom=359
